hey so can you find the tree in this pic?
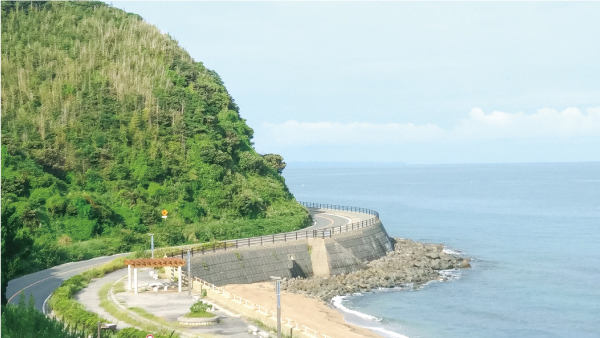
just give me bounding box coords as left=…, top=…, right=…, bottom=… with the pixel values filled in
left=263, top=154, right=286, bottom=174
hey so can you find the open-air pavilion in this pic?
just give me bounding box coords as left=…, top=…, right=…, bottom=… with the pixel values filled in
left=124, top=258, right=186, bottom=294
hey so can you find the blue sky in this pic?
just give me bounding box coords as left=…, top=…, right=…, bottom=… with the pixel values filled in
left=110, top=1, right=599, bottom=164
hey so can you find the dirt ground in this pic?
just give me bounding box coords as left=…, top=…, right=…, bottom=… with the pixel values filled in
left=223, top=282, right=383, bottom=338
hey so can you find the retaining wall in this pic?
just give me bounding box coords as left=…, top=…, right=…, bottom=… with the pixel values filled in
left=326, top=221, right=394, bottom=275
left=186, top=220, right=392, bottom=286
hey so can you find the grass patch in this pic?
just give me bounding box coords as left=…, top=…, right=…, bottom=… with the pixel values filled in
left=251, top=319, right=294, bottom=338
left=182, top=312, right=215, bottom=318
left=128, top=307, right=160, bottom=321
left=113, top=281, right=126, bottom=293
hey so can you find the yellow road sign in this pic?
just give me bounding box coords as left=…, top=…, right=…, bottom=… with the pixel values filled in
left=161, top=209, right=168, bottom=216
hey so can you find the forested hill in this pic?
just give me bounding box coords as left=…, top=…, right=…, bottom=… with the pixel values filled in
left=1, top=1, right=310, bottom=297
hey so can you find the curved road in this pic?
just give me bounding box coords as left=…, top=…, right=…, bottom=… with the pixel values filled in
left=6, top=208, right=360, bottom=312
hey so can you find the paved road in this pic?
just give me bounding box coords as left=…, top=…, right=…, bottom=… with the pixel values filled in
left=6, top=208, right=365, bottom=312
left=6, top=253, right=129, bottom=312
left=304, top=207, right=354, bottom=231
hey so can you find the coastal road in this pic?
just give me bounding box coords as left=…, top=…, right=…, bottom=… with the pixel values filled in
left=7, top=208, right=365, bottom=312
left=6, top=253, right=129, bottom=312
left=305, top=207, right=354, bottom=230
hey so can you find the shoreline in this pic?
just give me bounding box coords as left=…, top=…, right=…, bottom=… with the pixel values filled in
left=332, top=294, right=410, bottom=338
left=223, top=239, right=469, bottom=338
left=330, top=269, right=463, bottom=338
left=222, top=281, right=385, bottom=338
left=280, top=238, right=470, bottom=302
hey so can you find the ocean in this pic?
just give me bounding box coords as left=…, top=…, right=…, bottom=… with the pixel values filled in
left=283, top=162, right=600, bottom=338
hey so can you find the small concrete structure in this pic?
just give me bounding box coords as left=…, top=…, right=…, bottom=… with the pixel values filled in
left=124, top=258, right=186, bottom=294
left=176, top=315, right=219, bottom=326
left=247, top=325, right=259, bottom=334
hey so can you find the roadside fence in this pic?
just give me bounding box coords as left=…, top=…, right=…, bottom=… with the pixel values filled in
left=166, top=202, right=380, bottom=259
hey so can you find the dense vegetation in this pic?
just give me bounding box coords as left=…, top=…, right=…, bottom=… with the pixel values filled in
left=1, top=1, right=310, bottom=302
left=2, top=298, right=90, bottom=338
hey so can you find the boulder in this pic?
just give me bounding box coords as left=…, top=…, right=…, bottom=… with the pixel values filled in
left=280, top=238, right=470, bottom=301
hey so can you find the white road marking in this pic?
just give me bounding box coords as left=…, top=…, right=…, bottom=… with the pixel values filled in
left=8, top=261, right=109, bottom=303
left=42, top=293, right=52, bottom=315
left=320, top=212, right=353, bottom=225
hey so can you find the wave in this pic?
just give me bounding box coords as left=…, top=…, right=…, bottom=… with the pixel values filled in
left=419, top=269, right=462, bottom=289
left=332, top=296, right=411, bottom=338
left=442, top=246, right=463, bottom=256
left=331, top=295, right=381, bottom=321
left=439, top=268, right=462, bottom=281
left=365, top=326, right=411, bottom=338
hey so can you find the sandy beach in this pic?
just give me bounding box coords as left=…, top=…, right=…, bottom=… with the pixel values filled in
left=222, top=281, right=383, bottom=338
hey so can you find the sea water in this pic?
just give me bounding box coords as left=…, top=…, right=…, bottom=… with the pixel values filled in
left=283, top=162, right=600, bottom=338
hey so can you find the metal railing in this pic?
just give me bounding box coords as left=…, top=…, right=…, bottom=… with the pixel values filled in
left=167, top=202, right=380, bottom=259
left=193, top=275, right=332, bottom=338
left=299, top=201, right=379, bottom=219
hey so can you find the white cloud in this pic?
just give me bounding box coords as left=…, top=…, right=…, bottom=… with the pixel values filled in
left=258, top=107, right=600, bottom=146
left=260, top=120, right=444, bottom=146
left=452, top=107, right=600, bottom=141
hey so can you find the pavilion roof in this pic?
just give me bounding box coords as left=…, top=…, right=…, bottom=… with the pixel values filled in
left=124, top=258, right=186, bottom=268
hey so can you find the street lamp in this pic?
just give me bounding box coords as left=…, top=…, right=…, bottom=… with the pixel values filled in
left=270, top=276, right=282, bottom=338
left=97, top=321, right=116, bottom=338
left=147, top=233, right=154, bottom=258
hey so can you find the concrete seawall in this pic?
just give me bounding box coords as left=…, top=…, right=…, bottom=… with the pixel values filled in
left=186, top=219, right=393, bottom=286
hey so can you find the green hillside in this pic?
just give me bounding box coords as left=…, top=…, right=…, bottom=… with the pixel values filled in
left=1, top=1, right=310, bottom=299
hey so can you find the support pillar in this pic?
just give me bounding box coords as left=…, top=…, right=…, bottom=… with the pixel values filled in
left=134, top=268, right=138, bottom=294
left=127, top=265, right=131, bottom=290
left=178, top=266, right=182, bottom=292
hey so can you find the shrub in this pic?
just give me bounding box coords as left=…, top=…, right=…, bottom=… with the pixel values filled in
left=58, top=234, right=72, bottom=246
left=190, top=300, right=212, bottom=314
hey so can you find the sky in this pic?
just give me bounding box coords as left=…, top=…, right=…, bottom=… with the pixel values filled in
left=110, top=1, right=600, bottom=164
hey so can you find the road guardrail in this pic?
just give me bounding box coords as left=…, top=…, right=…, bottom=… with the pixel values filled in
left=166, top=202, right=380, bottom=259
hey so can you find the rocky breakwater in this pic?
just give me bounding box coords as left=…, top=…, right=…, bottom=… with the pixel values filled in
left=281, top=238, right=471, bottom=301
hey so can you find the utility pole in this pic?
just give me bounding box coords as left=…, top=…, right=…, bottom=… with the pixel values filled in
left=97, top=321, right=101, bottom=338
left=270, top=276, right=282, bottom=338
left=161, top=209, right=168, bottom=259
left=276, top=280, right=281, bottom=338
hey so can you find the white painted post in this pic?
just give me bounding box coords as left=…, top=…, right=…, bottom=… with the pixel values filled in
left=277, top=280, right=281, bottom=338
left=187, top=250, right=191, bottom=296
left=178, top=266, right=182, bottom=292
left=127, top=265, right=131, bottom=290
left=134, top=268, right=138, bottom=294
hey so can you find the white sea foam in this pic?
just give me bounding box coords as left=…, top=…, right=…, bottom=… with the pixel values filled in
left=365, top=326, right=410, bottom=338
left=332, top=296, right=409, bottom=337
left=331, top=295, right=381, bottom=321
left=442, top=246, right=463, bottom=256
left=417, top=269, right=462, bottom=289
left=439, top=268, right=462, bottom=281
